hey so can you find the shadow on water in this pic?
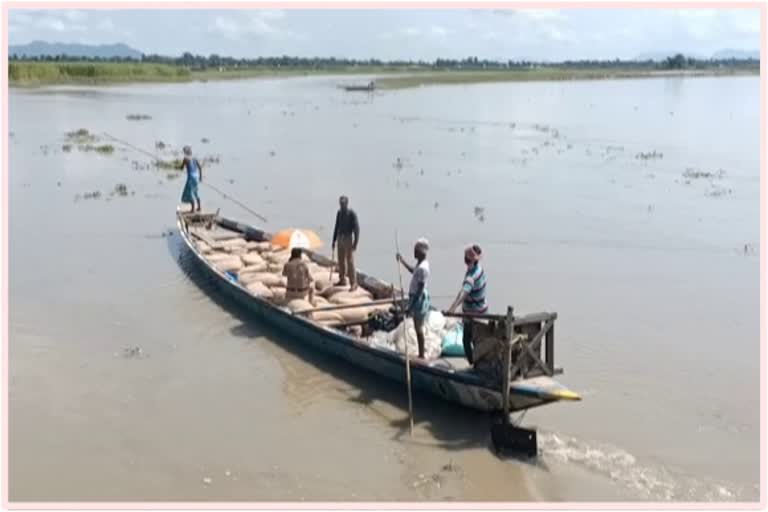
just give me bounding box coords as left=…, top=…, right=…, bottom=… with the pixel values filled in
left=165, top=232, right=546, bottom=461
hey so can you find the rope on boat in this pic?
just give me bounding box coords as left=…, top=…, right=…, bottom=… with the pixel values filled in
left=102, top=132, right=269, bottom=224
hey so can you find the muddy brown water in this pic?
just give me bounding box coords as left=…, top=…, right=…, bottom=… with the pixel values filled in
left=8, top=75, right=760, bottom=501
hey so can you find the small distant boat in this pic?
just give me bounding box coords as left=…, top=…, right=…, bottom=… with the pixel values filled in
left=344, top=81, right=375, bottom=92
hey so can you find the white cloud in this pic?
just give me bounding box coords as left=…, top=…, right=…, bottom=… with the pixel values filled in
left=402, top=26, right=421, bottom=36
left=62, top=10, right=87, bottom=22
left=208, top=11, right=298, bottom=41
left=258, top=9, right=285, bottom=20
left=429, top=25, right=450, bottom=37
left=9, top=11, right=33, bottom=25
left=97, top=18, right=115, bottom=31
left=35, top=16, right=86, bottom=33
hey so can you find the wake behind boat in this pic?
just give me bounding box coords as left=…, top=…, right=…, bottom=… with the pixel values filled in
left=176, top=209, right=580, bottom=454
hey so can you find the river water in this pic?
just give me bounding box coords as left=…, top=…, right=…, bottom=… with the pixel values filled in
left=8, top=74, right=760, bottom=502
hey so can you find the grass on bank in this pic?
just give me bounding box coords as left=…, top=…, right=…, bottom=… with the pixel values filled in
left=8, top=61, right=191, bottom=85
left=8, top=60, right=760, bottom=88
left=373, top=67, right=760, bottom=89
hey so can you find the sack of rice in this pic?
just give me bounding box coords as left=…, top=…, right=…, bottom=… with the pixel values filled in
left=285, top=299, right=313, bottom=313
left=239, top=272, right=284, bottom=287
left=336, top=306, right=372, bottom=324
left=320, top=285, right=352, bottom=299
left=311, top=296, right=330, bottom=308
left=264, top=249, right=291, bottom=264
left=314, top=273, right=340, bottom=292
left=328, top=295, right=363, bottom=306
left=226, top=246, right=248, bottom=256
left=267, top=262, right=284, bottom=274
left=246, top=281, right=274, bottom=299
left=220, top=238, right=247, bottom=249
left=239, top=262, right=268, bottom=275
left=312, top=311, right=344, bottom=323
left=195, top=240, right=213, bottom=254
left=269, top=286, right=287, bottom=303
left=206, top=251, right=235, bottom=262
left=327, top=287, right=373, bottom=302
left=213, top=256, right=244, bottom=273
left=242, top=252, right=266, bottom=266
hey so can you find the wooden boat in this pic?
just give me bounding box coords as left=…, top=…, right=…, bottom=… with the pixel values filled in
left=343, top=81, right=375, bottom=92
left=176, top=209, right=580, bottom=414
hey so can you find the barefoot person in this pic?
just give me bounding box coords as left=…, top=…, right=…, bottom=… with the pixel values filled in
left=447, top=245, right=487, bottom=364
left=331, top=195, right=360, bottom=290
left=179, top=145, right=203, bottom=213
left=396, top=238, right=431, bottom=359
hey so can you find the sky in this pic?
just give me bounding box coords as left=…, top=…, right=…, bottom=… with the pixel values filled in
left=7, top=8, right=762, bottom=61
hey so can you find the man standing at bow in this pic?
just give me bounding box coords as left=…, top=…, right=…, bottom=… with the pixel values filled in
left=331, top=195, right=360, bottom=291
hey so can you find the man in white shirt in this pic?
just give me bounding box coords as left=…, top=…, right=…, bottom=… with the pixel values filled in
left=396, top=238, right=431, bottom=359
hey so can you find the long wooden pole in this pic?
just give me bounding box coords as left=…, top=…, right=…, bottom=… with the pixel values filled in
left=329, top=245, right=335, bottom=283
left=395, top=230, right=414, bottom=437
left=102, top=132, right=269, bottom=223
left=295, top=297, right=403, bottom=315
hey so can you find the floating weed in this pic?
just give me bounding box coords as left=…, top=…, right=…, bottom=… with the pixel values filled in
left=635, top=151, right=663, bottom=161
left=683, top=167, right=726, bottom=180
left=66, top=128, right=96, bottom=144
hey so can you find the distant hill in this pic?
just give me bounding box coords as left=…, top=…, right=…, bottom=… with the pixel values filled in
left=9, top=41, right=142, bottom=59
left=635, top=49, right=759, bottom=62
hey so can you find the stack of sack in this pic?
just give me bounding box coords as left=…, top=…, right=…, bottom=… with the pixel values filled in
left=198, top=237, right=387, bottom=331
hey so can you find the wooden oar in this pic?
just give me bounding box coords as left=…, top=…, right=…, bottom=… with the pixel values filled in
left=395, top=230, right=414, bottom=437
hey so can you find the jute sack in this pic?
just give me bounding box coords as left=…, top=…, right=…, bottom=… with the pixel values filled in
left=314, top=273, right=340, bottom=292
left=312, top=311, right=344, bottom=323
left=251, top=241, right=272, bottom=252
left=246, top=281, right=274, bottom=299
left=195, top=241, right=213, bottom=254
left=242, top=252, right=266, bottom=266
left=285, top=299, right=313, bottom=313
left=214, top=256, right=244, bottom=273
left=239, top=272, right=283, bottom=287
left=270, top=286, right=287, bottom=303
left=239, top=262, right=268, bottom=275
left=220, top=238, right=247, bottom=249
left=206, top=251, right=235, bottom=262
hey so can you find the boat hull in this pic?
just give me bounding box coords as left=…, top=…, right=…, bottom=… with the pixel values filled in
left=176, top=211, right=574, bottom=413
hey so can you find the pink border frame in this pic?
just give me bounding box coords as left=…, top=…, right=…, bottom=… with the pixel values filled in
left=1, top=2, right=765, bottom=510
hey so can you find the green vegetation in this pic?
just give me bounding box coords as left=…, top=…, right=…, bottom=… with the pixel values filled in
left=8, top=53, right=759, bottom=88
left=9, top=61, right=189, bottom=85
left=156, top=158, right=183, bottom=170
left=375, top=67, right=758, bottom=89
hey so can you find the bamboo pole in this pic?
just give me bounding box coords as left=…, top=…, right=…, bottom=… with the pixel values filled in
left=294, top=297, right=403, bottom=315
left=502, top=306, right=514, bottom=427
left=395, top=230, right=414, bottom=437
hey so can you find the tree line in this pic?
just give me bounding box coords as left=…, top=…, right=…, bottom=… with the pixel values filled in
left=9, top=51, right=759, bottom=70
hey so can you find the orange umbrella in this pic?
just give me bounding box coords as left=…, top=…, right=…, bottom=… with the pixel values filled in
left=271, top=228, right=323, bottom=250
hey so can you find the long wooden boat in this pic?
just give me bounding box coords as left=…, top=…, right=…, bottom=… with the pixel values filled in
left=343, top=82, right=375, bottom=92
left=176, top=209, right=580, bottom=414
